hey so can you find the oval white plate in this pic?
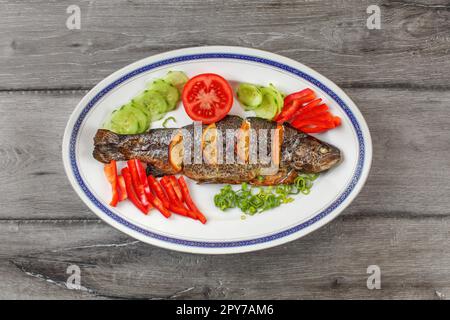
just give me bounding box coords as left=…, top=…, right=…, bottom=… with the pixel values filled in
left=62, top=46, right=372, bottom=254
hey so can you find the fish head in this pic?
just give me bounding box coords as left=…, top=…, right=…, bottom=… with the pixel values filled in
left=292, top=137, right=341, bottom=173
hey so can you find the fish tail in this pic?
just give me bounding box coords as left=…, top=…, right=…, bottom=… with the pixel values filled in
left=93, top=129, right=125, bottom=163
left=94, top=129, right=120, bottom=146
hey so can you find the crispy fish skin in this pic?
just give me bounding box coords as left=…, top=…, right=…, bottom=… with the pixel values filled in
left=93, top=115, right=341, bottom=185
left=94, top=127, right=179, bottom=175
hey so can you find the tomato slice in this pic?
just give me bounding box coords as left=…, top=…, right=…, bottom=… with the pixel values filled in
left=182, top=73, right=233, bottom=124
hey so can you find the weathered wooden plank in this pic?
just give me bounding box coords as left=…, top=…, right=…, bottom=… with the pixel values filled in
left=0, top=260, right=103, bottom=299
left=0, top=90, right=94, bottom=219
left=1, top=0, right=450, bottom=89
left=0, top=219, right=128, bottom=257
left=0, top=88, right=448, bottom=219
left=346, top=87, right=450, bottom=216
left=1, top=216, right=450, bottom=299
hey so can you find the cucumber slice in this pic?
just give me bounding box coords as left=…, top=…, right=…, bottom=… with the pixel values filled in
left=102, top=110, right=116, bottom=130
left=147, top=79, right=179, bottom=111
left=150, top=111, right=165, bottom=122
left=130, top=97, right=151, bottom=119
left=132, top=90, right=168, bottom=122
left=236, top=83, right=263, bottom=110
left=164, top=71, right=189, bottom=93
left=108, top=105, right=140, bottom=134
left=266, top=84, right=284, bottom=113
left=122, top=103, right=150, bottom=132
left=254, top=88, right=279, bottom=120
left=103, top=75, right=184, bottom=133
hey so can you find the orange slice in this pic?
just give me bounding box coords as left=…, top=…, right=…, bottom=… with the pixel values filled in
left=236, top=119, right=250, bottom=163
left=202, top=123, right=218, bottom=165
left=169, top=131, right=184, bottom=172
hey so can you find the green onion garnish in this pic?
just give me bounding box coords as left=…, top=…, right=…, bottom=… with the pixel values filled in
left=213, top=173, right=319, bottom=215
left=162, top=116, right=176, bottom=128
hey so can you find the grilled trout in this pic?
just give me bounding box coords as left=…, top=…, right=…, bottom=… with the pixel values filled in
left=93, top=115, right=341, bottom=185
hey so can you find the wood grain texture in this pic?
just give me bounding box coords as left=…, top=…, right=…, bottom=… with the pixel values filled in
left=0, top=90, right=93, bottom=219
left=1, top=0, right=450, bottom=90
left=1, top=0, right=450, bottom=300
left=1, top=216, right=450, bottom=299
left=0, top=89, right=448, bottom=219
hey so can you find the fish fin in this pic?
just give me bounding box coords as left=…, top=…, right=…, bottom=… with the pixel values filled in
left=93, top=129, right=125, bottom=163
left=92, top=145, right=125, bottom=164
left=94, top=129, right=120, bottom=146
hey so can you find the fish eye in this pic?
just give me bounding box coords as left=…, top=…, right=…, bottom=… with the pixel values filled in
left=319, top=147, right=329, bottom=154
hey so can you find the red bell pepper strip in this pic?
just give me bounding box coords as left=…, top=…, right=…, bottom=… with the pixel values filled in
left=147, top=176, right=170, bottom=204
left=104, top=160, right=119, bottom=207
left=289, top=98, right=323, bottom=121
left=275, top=99, right=302, bottom=124
left=333, top=116, right=342, bottom=127
left=283, top=88, right=315, bottom=107
left=291, top=106, right=332, bottom=128
left=178, top=177, right=207, bottom=224
left=298, top=112, right=334, bottom=127
left=160, top=177, right=197, bottom=219
left=275, top=93, right=316, bottom=123
left=121, top=167, right=149, bottom=214
left=147, top=175, right=173, bottom=217
left=145, top=189, right=171, bottom=218
left=167, top=204, right=188, bottom=217
left=127, top=160, right=149, bottom=207
left=117, top=175, right=127, bottom=202
left=161, top=177, right=196, bottom=218
left=294, top=104, right=329, bottom=121
left=298, top=125, right=331, bottom=134
left=160, top=176, right=178, bottom=202
left=151, top=176, right=196, bottom=219
left=292, top=117, right=336, bottom=130
left=161, top=177, right=185, bottom=206
left=169, top=176, right=184, bottom=202
left=134, top=159, right=153, bottom=209
left=292, top=111, right=337, bottom=133
left=167, top=204, right=198, bottom=220
left=149, top=175, right=189, bottom=216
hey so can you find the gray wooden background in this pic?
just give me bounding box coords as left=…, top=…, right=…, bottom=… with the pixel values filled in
left=1, top=0, right=449, bottom=299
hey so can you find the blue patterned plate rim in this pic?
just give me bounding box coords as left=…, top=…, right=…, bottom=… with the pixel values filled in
left=66, top=50, right=368, bottom=251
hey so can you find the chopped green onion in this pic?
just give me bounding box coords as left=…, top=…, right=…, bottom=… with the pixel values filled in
left=213, top=173, right=319, bottom=215
left=162, top=116, right=176, bottom=128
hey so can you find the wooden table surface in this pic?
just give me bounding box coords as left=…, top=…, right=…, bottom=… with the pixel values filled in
left=1, top=0, right=449, bottom=299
